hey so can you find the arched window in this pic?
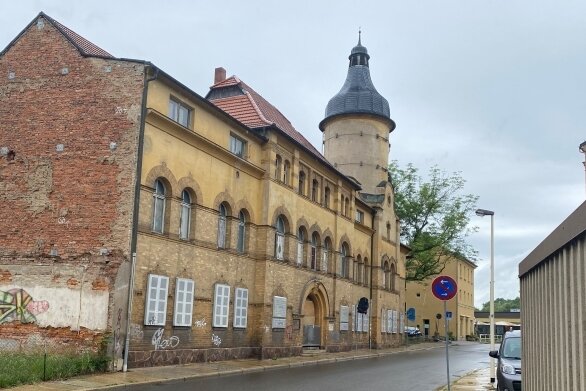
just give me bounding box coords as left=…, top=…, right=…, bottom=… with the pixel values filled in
left=340, top=194, right=345, bottom=215
left=298, top=171, right=306, bottom=195
left=340, top=243, right=349, bottom=278
left=383, top=261, right=390, bottom=290
left=312, top=179, right=319, bottom=202
left=390, top=263, right=396, bottom=292
left=237, top=210, right=246, bottom=253
left=283, top=160, right=290, bottom=185
left=344, top=197, right=350, bottom=217
left=322, top=238, right=330, bottom=272
left=217, top=204, right=227, bottom=249
left=356, top=255, right=362, bottom=284
left=310, top=233, right=319, bottom=270
left=275, top=216, right=285, bottom=260
left=179, top=190, right=191, bottom=240
left=275, top=155, right=282, bottom=180
left=386, top=222, right=391, bottom=240
left=152, top=179, right=166, bottom=233
left=324, top=187, right=330, bottom=208
left=363, top=258, right=369, bottom=287
left=296, top=228, right=305, bottom=266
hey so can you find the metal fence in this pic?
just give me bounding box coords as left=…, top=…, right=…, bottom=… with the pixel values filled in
left=0, top=334, right=109, bottom=388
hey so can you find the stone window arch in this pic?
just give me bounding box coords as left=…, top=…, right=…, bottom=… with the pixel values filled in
left=390, top=262, right=396, bottom=292
left=275, top=215, right=288, bottom=260
left=310, top=232, right=320, bottom=270
left=322, top=237, right=332, bottom=273
left=283, top=160, right=291, bottom=185
left=217, top=203, right=230, bottom=249
left=237, top=209, right=249, bottom=253
left=312, top=179, right=319, bottom=202
left=355, top=255, right=363, bottom=284
left=383, top=260, right=390, bottom=290
left=340, top=242, right=350, bottom=278
left=324, top=186, right=330, bottom=208
left=344, top=197, right=350, bottom=217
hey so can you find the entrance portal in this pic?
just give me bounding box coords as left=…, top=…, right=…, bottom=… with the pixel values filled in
left=302, top=294, right=322, bottom=347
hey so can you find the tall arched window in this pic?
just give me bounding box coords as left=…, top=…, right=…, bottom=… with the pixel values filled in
left=296, top=228, right=305, bottom=266
left=237, top=210, right=246, bottom=253
left=298, top=171, right=306, bottom=195
left=344, top=197, right=350, bottom=217
left=390, top=263, right=396, bottom=292
left=275, top=216, right=285, bottom=260
left=340, top=194, right=345, bottom=215
left=322, top=238, right=330, bottom=272
left=217, top=204, right=227, bottom=249
left=283, top=160, right=290, bottom=185
left=275, top=155, right=282, bottom=181
left=356, top=255, right=362, bottom=284
left=383, top=261, right=390, bottom=290
left=324, top=186, right=330, bottom=208
left=386, top=222, right=391, bottom=240
left=340, top=243, right=349, bottom=278
left=152, top=179, right=166, bottom=233
left=310, top=233, right=319, bottom=270
left=363, top=258, right=369, bottom=287
left=179, top=189, right=191, bottom=240
left=312, top=179, right=319, bottom=202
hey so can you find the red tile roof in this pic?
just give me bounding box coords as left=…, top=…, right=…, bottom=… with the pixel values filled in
left=209, top=76, right=328, bottom=165
left=42, top=13, right=114, bottom=58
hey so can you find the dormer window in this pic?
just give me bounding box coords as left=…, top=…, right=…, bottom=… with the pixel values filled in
left=169, top=97, right=192, bottom=128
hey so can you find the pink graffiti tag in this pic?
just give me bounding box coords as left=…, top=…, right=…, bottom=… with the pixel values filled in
left=0, top=288, right=49, bottom=324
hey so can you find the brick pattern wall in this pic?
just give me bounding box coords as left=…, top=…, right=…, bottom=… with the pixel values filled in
left=0, top=17, right=144, bottom=351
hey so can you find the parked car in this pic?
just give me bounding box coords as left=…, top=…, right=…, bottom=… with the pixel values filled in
left=405, top=326, right=422, bottom=337
left=489, top=330, right=521, bottom=391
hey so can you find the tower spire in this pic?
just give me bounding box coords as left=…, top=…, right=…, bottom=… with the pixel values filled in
left=358, top=27, right=362, bottom=45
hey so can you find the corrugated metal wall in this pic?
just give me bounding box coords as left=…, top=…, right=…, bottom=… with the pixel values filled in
left=520, top=234, right=585, bottom=390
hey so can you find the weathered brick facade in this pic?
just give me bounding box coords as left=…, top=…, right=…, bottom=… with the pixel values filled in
left=0, top=13, right=144, bottom=367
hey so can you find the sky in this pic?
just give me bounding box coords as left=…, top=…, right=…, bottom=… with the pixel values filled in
left=2, top=1, right=585, bottom=309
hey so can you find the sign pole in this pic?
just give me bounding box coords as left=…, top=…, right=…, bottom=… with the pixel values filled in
left=444, top=300, right=451, bottom=391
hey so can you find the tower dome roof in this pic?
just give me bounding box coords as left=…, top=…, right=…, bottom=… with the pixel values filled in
left=320, top=34, right=394, bottom=131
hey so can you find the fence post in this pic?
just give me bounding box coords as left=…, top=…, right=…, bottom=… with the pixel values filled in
left=43, top=352, right=47, bottom=381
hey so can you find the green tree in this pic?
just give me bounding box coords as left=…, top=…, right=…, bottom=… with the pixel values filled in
left=389, top=162, right=478, bottom=281
left=480, top=297, right=520, bottom=312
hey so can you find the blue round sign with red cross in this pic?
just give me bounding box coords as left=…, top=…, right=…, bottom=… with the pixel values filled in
left=431, top=275, right=458, bottom=301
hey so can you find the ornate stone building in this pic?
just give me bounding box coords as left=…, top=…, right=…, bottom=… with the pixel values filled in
left=0, top=13, right=407, bottom=368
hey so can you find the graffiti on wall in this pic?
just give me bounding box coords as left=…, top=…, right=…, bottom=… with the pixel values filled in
left=130, top=323, right=144, bottom=340
left=151, top=328, right=179, bottom=350
left=0, top=288, right=49, bottom=324
left=194, top=318, right=207, bottom=328
left=211, top=334, right=222, bottom=347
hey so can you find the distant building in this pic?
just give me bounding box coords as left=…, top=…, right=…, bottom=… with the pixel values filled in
left=474, top=311, right=521, bottom=338
left=405, top=255, right=476, bottom=340
left=0, top=13, right=407, bottom=369
left=519, top=201, right=586, bottom=391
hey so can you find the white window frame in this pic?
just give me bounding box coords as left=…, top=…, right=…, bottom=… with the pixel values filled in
left=169, top=97, right=192, bottom=127
left=173, top=278, right=194, bottom=327
left=381, top=308, right=387, bottom=333
left=340, top=305, right=349, bottom=331
left=230, top=134, right=245, bottom=158
left=233, top=287, right=249, bottom=328
left=145, top=274, right=169, bottom=326
left=213, top=284, right=230, bottom=328
left=387, top=309, right=393, bottom=333
left=179, top=190, right=191, bottom=240
left=152, top=179, right=165, bottom=234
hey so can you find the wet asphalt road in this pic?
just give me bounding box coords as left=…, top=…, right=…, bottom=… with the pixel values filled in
left=129, top=342, right=490, bottom=391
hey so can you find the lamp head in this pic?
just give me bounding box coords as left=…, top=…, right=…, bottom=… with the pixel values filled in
left=475, top=208, right=494, bottom=217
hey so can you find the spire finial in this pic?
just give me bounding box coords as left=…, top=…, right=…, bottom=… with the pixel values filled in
left=358, top=27, right=362, bottom=45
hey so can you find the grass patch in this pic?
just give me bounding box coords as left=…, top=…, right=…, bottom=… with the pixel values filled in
left=0, top=352, right=109, bottom=388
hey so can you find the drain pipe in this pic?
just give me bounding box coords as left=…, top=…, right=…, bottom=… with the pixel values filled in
left=368, top=209, right=377, bottom=349
left=123, top=64, right=159, bottom=372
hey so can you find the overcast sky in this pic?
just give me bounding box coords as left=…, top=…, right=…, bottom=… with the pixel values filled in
left=2, top=1, right=585, bottom=308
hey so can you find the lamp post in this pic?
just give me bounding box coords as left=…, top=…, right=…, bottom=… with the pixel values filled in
left=475, top=208, right=495, bottom=384
left=580, top=141, right=586, bottom=198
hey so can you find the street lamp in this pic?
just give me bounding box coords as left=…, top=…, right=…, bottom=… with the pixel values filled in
left=580, top=141, right=586, bottom=196
left=475, top=208, right=495, bottom=384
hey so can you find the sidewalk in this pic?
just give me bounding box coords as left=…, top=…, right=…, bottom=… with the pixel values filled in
left=7, top=341, right=493, bottom=391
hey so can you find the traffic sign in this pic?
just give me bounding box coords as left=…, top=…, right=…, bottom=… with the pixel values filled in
left=406, top=307, right=416, bottom=321
left=431, top=275, right=458, bottom=301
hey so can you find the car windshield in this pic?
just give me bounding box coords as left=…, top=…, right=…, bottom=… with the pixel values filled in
left=502, top=337, right=521, bottom=359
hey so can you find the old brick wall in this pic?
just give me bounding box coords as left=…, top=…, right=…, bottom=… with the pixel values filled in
left=0, top=16, right=145, bottom=355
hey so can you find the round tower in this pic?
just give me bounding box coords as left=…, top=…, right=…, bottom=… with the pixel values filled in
left=320, top=34, right=395, bottom=193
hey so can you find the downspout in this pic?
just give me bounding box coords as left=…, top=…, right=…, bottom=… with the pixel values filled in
left=123, top=64, right=159, bottom=372
left=369, top=209, right=377, bottom=349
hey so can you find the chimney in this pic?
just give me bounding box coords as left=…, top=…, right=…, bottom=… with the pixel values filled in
left=214, top=67, right=226, bottom=84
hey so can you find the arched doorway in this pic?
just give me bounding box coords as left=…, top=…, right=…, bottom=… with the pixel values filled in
left=302, top=289, right=327, bottom=348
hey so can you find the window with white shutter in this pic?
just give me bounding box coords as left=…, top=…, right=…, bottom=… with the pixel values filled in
left=233, top=287, right=248, bottom=328
left=145, top=274, right=169, bottom=326
left=381, top=308, right=387, bottom=333
left=174, top=278, right=194, bottom=327
left=351, top=305, right=356, bottom=332
left=213, top=284, right=230, bottom=327
left=393, top=310, right=399, bottom=333
left=340, top=305, right=349, bottom=331
left=387, top=309, right=393, bottom=333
